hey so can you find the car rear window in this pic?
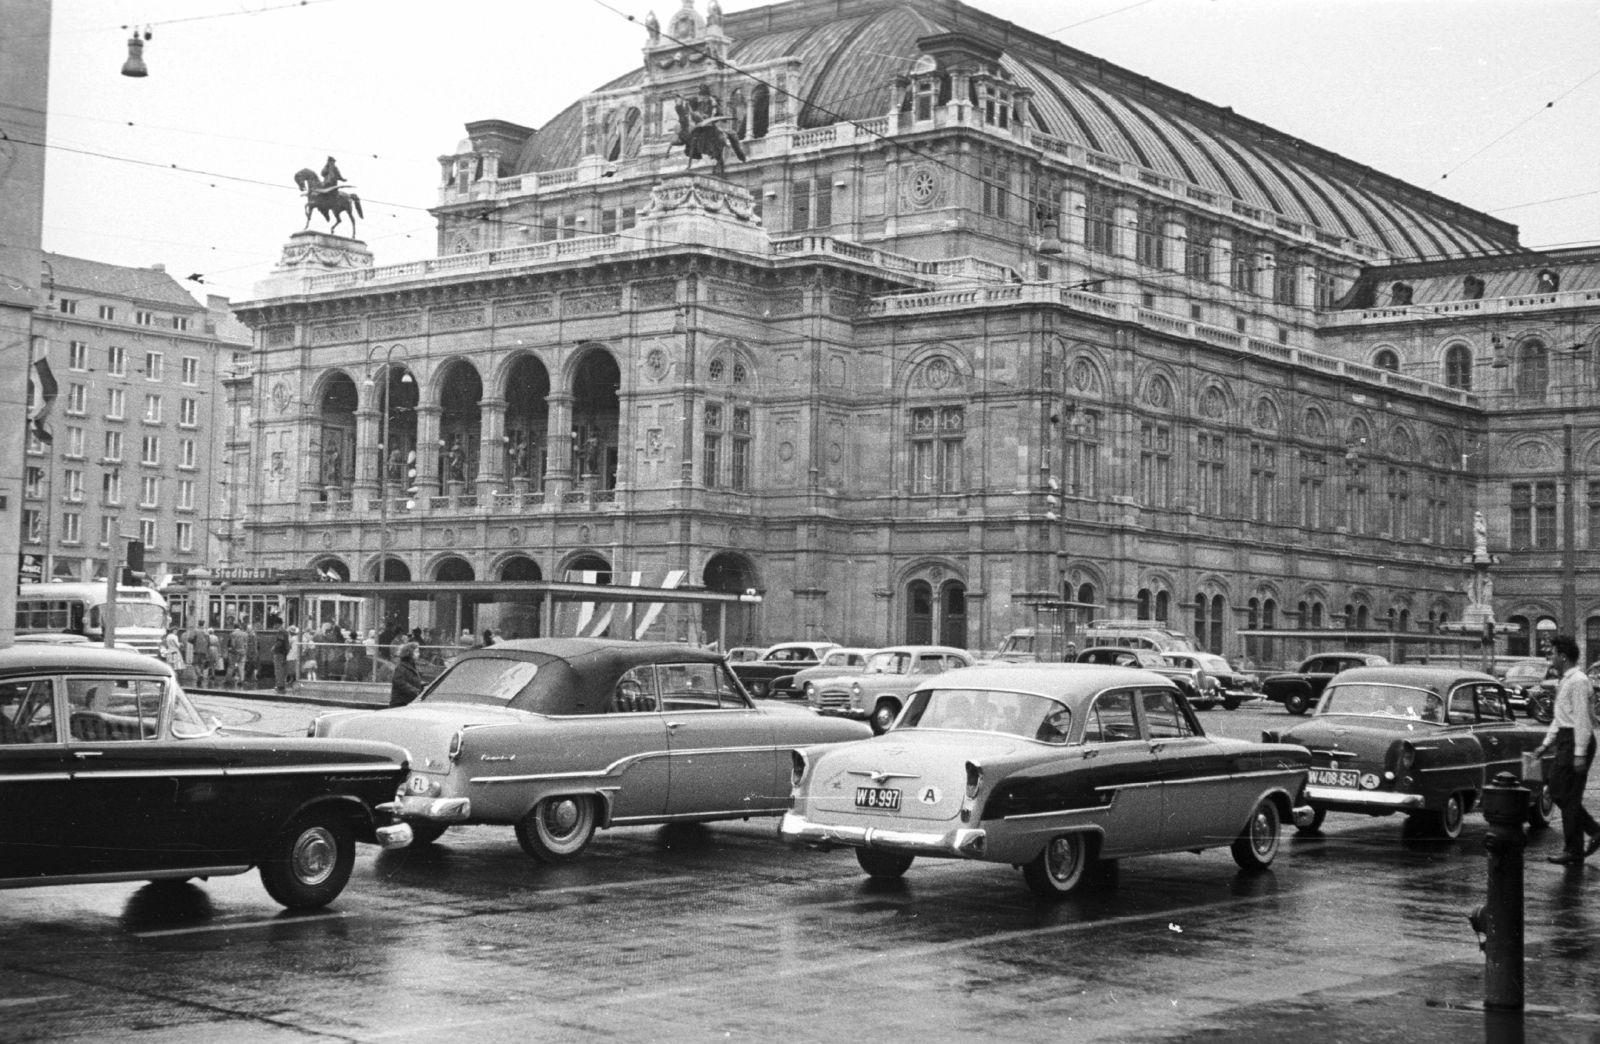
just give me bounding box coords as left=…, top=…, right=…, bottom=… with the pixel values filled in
left=1322, top=682, right=1443, bottom=723
left=422, top=657, right=541, bottom=707
left=901, top=688, right=1069, bottom=743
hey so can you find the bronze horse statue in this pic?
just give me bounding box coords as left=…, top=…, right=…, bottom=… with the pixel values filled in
left=672, top=96, right=746, bottom=177
left=294, top=168, right=364, bottom=237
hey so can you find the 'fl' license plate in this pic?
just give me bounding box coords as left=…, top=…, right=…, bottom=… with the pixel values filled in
left=854, top=786, right=901, bottom=810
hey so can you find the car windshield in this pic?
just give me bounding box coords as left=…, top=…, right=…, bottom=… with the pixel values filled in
left=421, top=657, right=540, bottom=706
left=899, top=688, right=1071, bottom=743
left=1193, top=654, right=1232, bottom=672
left=1321, top=682, right=1444, bottom=723
left=866, top=651, right=911, bottom=675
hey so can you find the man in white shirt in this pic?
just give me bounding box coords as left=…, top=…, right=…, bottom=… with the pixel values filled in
left=1533, top=635, right=1600, bottom=864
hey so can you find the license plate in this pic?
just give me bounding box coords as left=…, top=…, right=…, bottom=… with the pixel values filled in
left=1310, top=768, right=1359, bottom=788
left=854, top=786, right=901, bottom=811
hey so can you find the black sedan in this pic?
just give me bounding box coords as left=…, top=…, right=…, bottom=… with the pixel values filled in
left=0, top=646, right=412, bottom=909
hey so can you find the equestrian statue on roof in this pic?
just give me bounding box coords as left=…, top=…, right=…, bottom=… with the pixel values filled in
left=672, top=88, right=745, bottom=177
left=294, top=156, right=364, bottom=237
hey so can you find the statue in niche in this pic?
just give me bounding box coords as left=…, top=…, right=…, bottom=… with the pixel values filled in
left=323, top=441, right=343, bottom=488
left=446, top=436, right=466, bottom=484
left=583, top=430, right=602, bottom=477
left=1473, top=510, right=1488, bottom=558
left=386, top=448, right=404, bottom=488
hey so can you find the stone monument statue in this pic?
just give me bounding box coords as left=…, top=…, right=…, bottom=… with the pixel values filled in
left=293, top=156, right=365, bottom=237
left=672, top=88, right=746, bottom=176
left=1473, top=510, right=1489, bottom=560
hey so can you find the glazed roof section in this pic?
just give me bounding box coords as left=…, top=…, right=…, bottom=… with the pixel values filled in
left=1339, top=245, right=1600, bottom=310
left=508, top=0, right=1516, bottom=262
left=43, top=252, right=204, bottom=311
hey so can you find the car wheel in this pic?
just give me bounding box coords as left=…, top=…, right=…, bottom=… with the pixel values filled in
left=1527, top=783, right=1555, bottom=830
left=1295, top=806, right=1327, bottom=835
left=1222, top=698, right=1241, bottom=711
left=407, top=821, right=449, bottom=847
left=1023, top=833, right=1089, bottom=899
left=258, top=809, right=355, bottom=910
left=1231, top=798, right=1281, bottom=870
left=869, top=700, right=900, bottom=735
left=1412, top=793, right=1465, bottom=840
left=855, top=847, right=914, bottom=879
left=1283, top=692, right=1310, bottom=715
left=515, top=795, right=598, bottom=862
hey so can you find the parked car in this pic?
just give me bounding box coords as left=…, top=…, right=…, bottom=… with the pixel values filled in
left=730, top=642, right=840, bottom=698
left=1501, top=658, right=1557, bottom=723
left=1074, top=647, right=1211, bottom=706
left=725, top=647, right=764, bottom=664
left=808, top=645, right=975, bottom=733
left=0, top=646, right=412, bottom=908
left=1266, top=665, right=1553, bottom=839
left=1260, top=652, right=1390, bottom=715
left=1079, top=621, right=1197, bottom=652
left=783, top=663, right=1311, bottom=898
left=1162, top=651, right=1257, bottom=710
left=793, top=647, right=875, bottom=703
left=311, top=639, right=870, bottom=861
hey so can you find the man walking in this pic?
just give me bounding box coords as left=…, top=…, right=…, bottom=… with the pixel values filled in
left=1533, top=635, right=1600, bottom=864
left=226, top=622, right=248, bottom=688
left=273, top=627, right=292, bottom=695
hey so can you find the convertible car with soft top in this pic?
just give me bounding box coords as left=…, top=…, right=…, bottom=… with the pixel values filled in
left=312, top=639, right=870, bottom=861
left=783, top=664, right=1311, bottom=898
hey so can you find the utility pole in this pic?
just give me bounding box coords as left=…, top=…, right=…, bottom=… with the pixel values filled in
left=103, top=535, right=120, bottom=647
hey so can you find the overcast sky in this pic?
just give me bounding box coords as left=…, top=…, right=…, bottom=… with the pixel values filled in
left=35, top=0, right=1600, bottom=306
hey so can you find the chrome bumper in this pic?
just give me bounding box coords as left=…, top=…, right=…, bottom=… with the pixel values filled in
left=375, top=823, right=414, bottom=850
left=780, top=812, right=987, bottom=858
left=1304, top=785, right=1424, bottom=810
left=378, top=796, right=473, bottom=822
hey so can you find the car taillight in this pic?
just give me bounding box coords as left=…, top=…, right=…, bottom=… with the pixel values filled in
left=790, top=750, right=808, bottom=791
left=306, top=715, right=322, bottom=738
left=448, top=730, right=464, bottom=762
left=965, top=760, right=982, bottom=800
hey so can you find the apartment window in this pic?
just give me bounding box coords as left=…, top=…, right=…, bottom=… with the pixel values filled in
left=104, top=431, right=122, bottom=462
left=702, top=403, right=722, bottom=487
left=107, top=388, right=124, bottom=420
left=1135, top=203, right=1164, bottom=268
left=26, top=430, right=44, bottom=455
left=143, top=394, right=162, bottom=423
left=1085, top=190, right=1115, bottom=254
left=1299, top=453, right=1326, bottom=529
left=1197, top=434, right=1226, bottom=514
left=1272, top=262, right=1298, bottom=305
left=22, top=509, right=41, bottom=543
left=176, top=520, right=193, bottom=552
left=100, top=516, right=116, bottom=547
left=134, top=310, right=154, bottom=327
left=730, top=407, right=752, bottom=492
left=1511, top=482, right=1557, bottom=549
left=59, top=298, right=78, bottom=315
left=1139, top=422, right=1172, bottom=508
left=1387, top=468, right=1410, bottom=539
left=62, top=512, right=81, bottom=544
left=65, top=469, right=83, bottom=502
left=102, top=470, right=122, bottom=503
left=98, top=305, right=116, bottom=321
left=108, top=345, right=126, bottom=375
left=979, top=161, right=1009, bottom=220
left=910, top=406, right=965, bottom=494
left=144, top=351, right=163, bottom=380
left=172, top=316, right=189, bottom=331
left=181, top=356, right=199, bottom=385
left=789, top=177, right=831, bottom=230
left=141, top=435, right=160, bottom=465
left=65, top=426, right=84, bottom=457
left=69, top=340, right=88, bottom=370
left=179, top=439, right=196, bottom=469
left=178, top=478, right=195, bottom=510
left=179, top=398, right=197, bottom=427
left=1064, top=411, right=1099, bottom=498
left=67, top=384, right=86, bottom=415
left=139, top=518, right=157, bottom=548
left=24, top=466, right=42, bottom=498
left=561, top=214, right=578, bottom=240
left=140, top=476, right=160, bottom=506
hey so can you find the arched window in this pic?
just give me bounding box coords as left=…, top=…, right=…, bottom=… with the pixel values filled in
left=1076, top=582, right=1096, bottom=627
left=1194, top=594, right=1207, bottom=648
left=1311, top=602, right=1323, bottom=628
left=1245, top=598, right=1261, bottom=662
left=1506, top=614, right=1530, bottom=657
left=1344, top=603, right=1355, bottom=630
left=1517, top=339, right=1548, bottom=398
left=1444, top=343, right=1472, bottom=390
left=906, top=580, right=933, bottom=645
left=750, top=85, right=770, bottom=139
left=1137, top=588, right=1152, bottom=621
left=1374, top=348, right=1400, bottom=372
left=1356, top=604, right=1370, bottom=629
left=1262, top=598, right=1277, bottom=663
left=702, top=553, right=758, bottom=649
left=1154, top=590, right=1170, bottom=624
left=940, top=580, right=968, bottom=649
left=1208, top=594, right=1226, bottom=655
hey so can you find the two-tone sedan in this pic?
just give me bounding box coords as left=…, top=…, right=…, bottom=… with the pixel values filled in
left=1267, top=665, right=1553, bottom=839
left=0, top=646, right=411, bottom=909
left=809, top=645, right=975, bottom=733
left=783, top=664, right=1311, bottom=899
left=313, top=639, right=870, bottom=861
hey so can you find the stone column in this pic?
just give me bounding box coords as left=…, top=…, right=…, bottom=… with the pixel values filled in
left=1112, top=199, right=1137, bottom=260
left=414, top=404, right=441, bottom=494
left=478, top=396, right=506, bottom=498
left=354, top=406, right=379, bottom=499
left=546, top=392, right=575, bottom=496
left=1062, top=187, right=1086, bottom=245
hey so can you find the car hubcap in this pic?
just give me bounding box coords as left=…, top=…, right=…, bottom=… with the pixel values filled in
left=1447, top=798, right=1462, bottom=832
left=292, top=827, right=337, bottom=885
left=1047, top=838, right=1080, bottom=884
left=546, top=799, right=580, bottom=837
left=1252, top=810, right=1276, bottom=855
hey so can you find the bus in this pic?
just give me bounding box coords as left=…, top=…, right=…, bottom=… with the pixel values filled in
left=16, top=582, right=170, bottom=657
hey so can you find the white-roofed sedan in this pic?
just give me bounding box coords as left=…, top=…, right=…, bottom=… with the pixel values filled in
left=782, top=663, right=1312, bottom=898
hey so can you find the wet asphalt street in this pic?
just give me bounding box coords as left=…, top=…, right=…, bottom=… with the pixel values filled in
left=3, top=697, right=1598, bottom=1044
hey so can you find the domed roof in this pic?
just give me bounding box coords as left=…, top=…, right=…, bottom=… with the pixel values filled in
left=509, top=0, right=1515, bottom=261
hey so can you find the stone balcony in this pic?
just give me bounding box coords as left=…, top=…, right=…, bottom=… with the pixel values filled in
left=1322, top=285, right=1600, bottom=328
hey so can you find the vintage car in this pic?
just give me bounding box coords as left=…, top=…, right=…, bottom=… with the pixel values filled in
left=1501, top=658, right=1557, bottom=723
left=1266, top=665, right=1553, bottom=839
left=1260, top=652, right=1390, bottom=714
left=312, top=639, right=871, bottom=861
left=725, top=647, right=764, bottom=664
left=783, top=664, right=1312, bottom=898
left=1161, top=651, right=1258, bottom=710
left=729, top=641, right=840, bottom=698
left=0, top=646, right=412, bottom=908
left=808, top=645, right=975, bottom=733
left=792, top=647, right=875, bottom=703
left=1074, top=647, right=1212, bottom=706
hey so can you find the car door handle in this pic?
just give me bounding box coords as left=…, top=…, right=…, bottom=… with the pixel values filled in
left=666, top=721, right=685, bottom=730
left=73, top=750, right=102, bottom=759
left=1081, top=748, right=1099, bottom=759
left=1148, top=742, right=1165, bottom=753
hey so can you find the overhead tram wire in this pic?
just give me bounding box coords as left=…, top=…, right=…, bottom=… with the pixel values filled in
left=0, top=0, right=341, bottom=42
left=1435, top=61, right=1600, bottom=185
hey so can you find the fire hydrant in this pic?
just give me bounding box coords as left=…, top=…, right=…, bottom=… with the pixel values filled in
left=1471, top=771, right=1528, bottom=1010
